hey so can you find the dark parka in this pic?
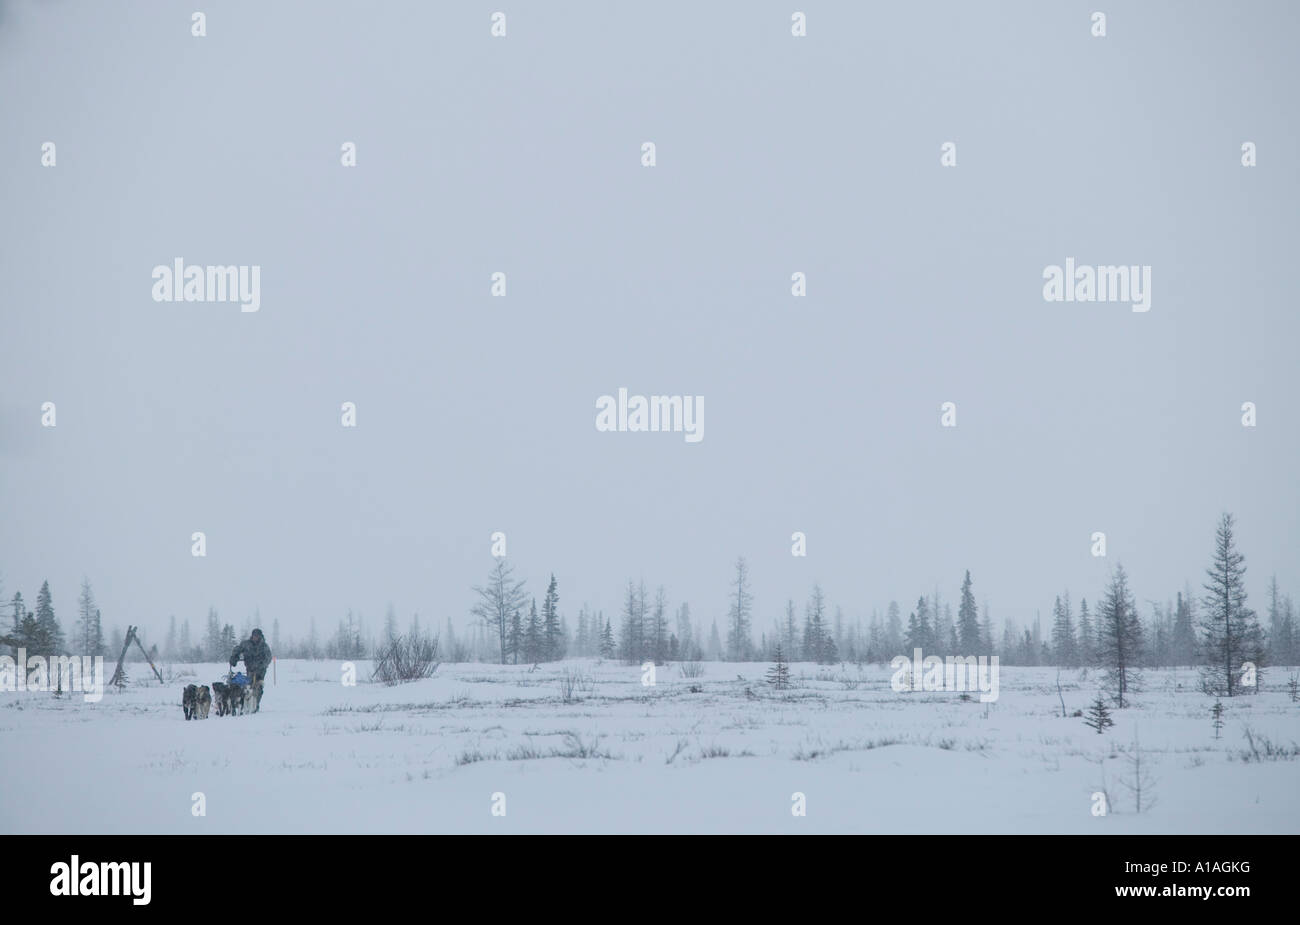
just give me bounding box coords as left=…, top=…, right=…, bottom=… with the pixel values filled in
left=230, top=631, right=272, bottom=678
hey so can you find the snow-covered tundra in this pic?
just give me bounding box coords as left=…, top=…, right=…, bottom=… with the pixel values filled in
left=1, top=659, right=1296, bottom=834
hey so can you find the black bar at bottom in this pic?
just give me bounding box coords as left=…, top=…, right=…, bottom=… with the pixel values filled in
left=9, top=834, right=1289, bottom=911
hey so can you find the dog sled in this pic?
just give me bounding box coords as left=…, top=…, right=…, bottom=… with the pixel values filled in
left=210, top=670, right=262, bottom=717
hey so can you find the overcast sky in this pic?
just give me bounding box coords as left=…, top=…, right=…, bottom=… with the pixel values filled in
left=2, top=0, right=1297, bottom=646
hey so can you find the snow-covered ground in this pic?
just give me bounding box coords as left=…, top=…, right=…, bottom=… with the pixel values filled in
left=2, top=659, right=1297, bottom=834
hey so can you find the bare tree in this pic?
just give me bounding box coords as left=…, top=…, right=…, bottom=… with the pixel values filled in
left=1119, top=728, right=1157, bottom=813
left=471, top=560, right=528, bottom=665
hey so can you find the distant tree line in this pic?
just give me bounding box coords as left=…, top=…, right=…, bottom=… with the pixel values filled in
left=6, top=515, right=1292, bottom=702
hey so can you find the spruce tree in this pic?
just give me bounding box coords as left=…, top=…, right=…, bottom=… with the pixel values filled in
left=1264, top=577, right=1296, bottom=670
left=620, top=580, right=642, bottom=664
left=599, top=617, right=616, bottom=659
left=523, top=599, right=541, bottom=665
left=932, top=588, right=946, bottom=648
left=868, top=613, right=884, bottom=662
left=957, top=570, right=980, bottom=651
left=541, top=574, right=562, bottom=661
left=766, top=644, right=791, bottom=690
left=635, top=582, right=649, bottom=661
left=1094, top=598, right=1107, bottom=664
left=34, top=581, right=63, bottom=656
left=1000, top=620, right=1017, bottom=664
left=507, top=608, right=522, bottom=664
left=1052, top=592, right=1078, bottom=668
left=76, top=579, right=98, bottom=654
left=1265, top=575, right=1281, bottom=665
left=821, top=629, right=838, bottom=663
left=1171, top=591, right=1197, bottom=667
left=1097, top=565, right=1142, bottom=708
left=885, top=601, right=904, bottom=654
left=646, top=586, right=668, bottom=664
left=1083, top=695, right=1114, bottom=733
left=813, top=586, right=833, bottom=662
left=575, top=606, right=589, bottom=658
left=784, top=600, right=799, bottom=660
left=1279, top=596, right=1297, bottom=668
left=90, top=609, right=104, bottom=657
left=725, top=557, right=753, bottom=661
left=1077, top=598, right=1094, bottom=667
left=934, top=600, right=955, bottom=654
left=677, top=603, right=696, bottom=660
left=904, top=596, right=933, bottom=651
left=17, top=609, right=42, bottom=652
left=1199, top=513, right=1264, bottom=696
left=107, top=625, right=125, bottom=665
left=383, top=605, right=399, bottom=645
left=904, top=609, right=920, bottom=653
left=205, top=607, right=223, bottom=661
left=804, top=585, right=829, bottom=663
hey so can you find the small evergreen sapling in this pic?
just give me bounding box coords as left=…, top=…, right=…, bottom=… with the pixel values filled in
left=766, top=644, right=791, bottom=691
left=1211, top=699, right=1225, bottom=740
left=1084, top=694, right=1114, bottom=733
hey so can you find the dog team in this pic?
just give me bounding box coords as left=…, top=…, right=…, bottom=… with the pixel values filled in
left=180, top=627, right=274, bottom=720
left=182, top=679, right=247, bottom=718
